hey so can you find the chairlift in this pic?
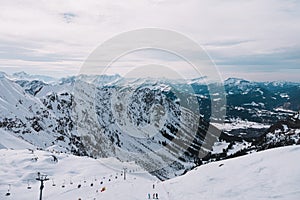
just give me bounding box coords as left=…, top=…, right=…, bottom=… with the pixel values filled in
left=62, top=180, right=66, bottom=188
left=27, top=180, right=32, bottom=189
left=5, top=184, right=11, bottom=196
left=52, top=179, right=56, bottom=187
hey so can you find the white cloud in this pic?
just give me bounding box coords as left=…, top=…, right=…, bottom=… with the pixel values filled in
left=0, top=0, right=299, bottom=80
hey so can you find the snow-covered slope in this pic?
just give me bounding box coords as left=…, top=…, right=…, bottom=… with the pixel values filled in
left=0, top=73, right=214, bottom=179
left=0, top=146, right=299, bottom=200
left=0, top=129, right=34, bottom=150
left=163, top=145, right=300, bottom=200
left=0, top=74, right=86, bottom=156
left=1, top=71, right=300, bottom=180
left=0, top=149, right=156, bottom=200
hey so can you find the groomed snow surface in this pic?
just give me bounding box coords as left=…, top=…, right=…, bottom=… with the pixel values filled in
left=1, top=143, right=300, bottom=200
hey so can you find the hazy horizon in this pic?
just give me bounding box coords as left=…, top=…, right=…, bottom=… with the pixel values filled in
left=1, top=69, right=300, bottom=83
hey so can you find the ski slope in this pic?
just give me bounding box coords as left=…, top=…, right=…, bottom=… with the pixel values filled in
left=0, top=129, right=34, bottom=150
left=1, top=145, right=300, bottom=199
left=163, top=145, right=300, bottom=200
left=0, top=149, right=158, bottom=200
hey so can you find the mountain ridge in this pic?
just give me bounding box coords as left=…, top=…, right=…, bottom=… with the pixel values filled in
left=0, top=71, right=299, bottom=179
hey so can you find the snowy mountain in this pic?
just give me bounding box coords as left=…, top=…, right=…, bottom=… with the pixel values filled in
left=0, top=72, right=300, bottom=180
left=260, top=112, right=300, bottom=149
left=11, top=71, right=58, bottom=83
left=0, top=74, right=86, bottom=156
left=72, top=78, right=219, bottom=179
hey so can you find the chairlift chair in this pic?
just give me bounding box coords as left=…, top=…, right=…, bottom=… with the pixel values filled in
left=52, top=179, right=56, bottom=187
left=5, top=185, right=11, bottom=196
left=62, top=180, right=66, bottom=188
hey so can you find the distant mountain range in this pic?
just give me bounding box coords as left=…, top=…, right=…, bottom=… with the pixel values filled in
left=0, top=71, right=299, bottom=179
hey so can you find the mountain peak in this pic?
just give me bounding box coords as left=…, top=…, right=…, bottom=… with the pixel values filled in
left=12, top=71, right=29, bottom=77
left=11, top=71, right=57, bottom=83
left=0, top=71, right=8, bottom=79
left=225, top=78, right=249, bottom=85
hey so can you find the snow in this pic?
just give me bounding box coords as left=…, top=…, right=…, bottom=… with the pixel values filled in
left=163, top=146, right=300, bottom=200
left=0, top=76, right=42, bottom=119
left=212, top=119, right=270, bottom=131
left=0, top=72, right=7, bottom=79
left=283, top=124, right=289, bottom=132
left=225, top=78, right=248, bottom=86
left=212, top=141, right=229, bottom=154
left=11, top=71, right=58, bottom=84
left=274, top=108, right=296, bottom=114
left=256, top=88, right=264, bottom=95
left=280, top=93, right=289, bottom=98
left=293, top=113, right=300, bottom=120
left=0, top=129, right=35, bottom=150
left=0, top=72, right=299, bottom=199
left=244, top=101, right=260, bottom=107
left=0, top=149, right=157, bottom=200
left=227, top=141, right=251, bottom=156
left=1, top=146, right=300, bottom=199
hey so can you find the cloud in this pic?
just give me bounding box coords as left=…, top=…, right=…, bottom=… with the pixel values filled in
left=62, top=13, right=77, bottom=23
left=0, top=0, right=299, bottom=80
left=215, top=47, right=300, bottom=67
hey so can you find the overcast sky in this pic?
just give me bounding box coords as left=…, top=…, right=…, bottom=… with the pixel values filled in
left=0, top=0, right=299, bottom=81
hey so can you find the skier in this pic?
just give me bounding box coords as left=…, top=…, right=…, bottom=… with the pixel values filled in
left=156, top=193, right=159, bottom=199
left=52, top=155, right=58, bottom=163
left=101, top=187, right=106, bottom=192
left=148, top=193, right=151, bottom=199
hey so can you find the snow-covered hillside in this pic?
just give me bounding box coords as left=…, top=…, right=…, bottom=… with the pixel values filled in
left=0, top=71, right=299, bottom=180
left=0, top=73, right=85, bottom=156
left=0, top=129, right=34, bottom=150
left=0, top=149, right=156, bottom=200
left=0, top=146, right=299, bottom=200
left=164, top=145, right=300, bottom=200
